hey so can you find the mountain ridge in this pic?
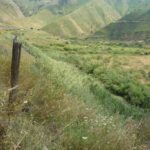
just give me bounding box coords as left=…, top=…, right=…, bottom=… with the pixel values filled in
left=93, top=6, right=150, bottom=41
left=0, top=0, right=150, bottom=40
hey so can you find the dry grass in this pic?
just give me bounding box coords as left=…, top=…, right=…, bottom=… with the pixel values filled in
left=0, top=32, right=149, bottom=150
left=0, top=54, right=143, bottom=150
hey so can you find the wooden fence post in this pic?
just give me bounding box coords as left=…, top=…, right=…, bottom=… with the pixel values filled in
left=8, top=37, right=22, bottom=105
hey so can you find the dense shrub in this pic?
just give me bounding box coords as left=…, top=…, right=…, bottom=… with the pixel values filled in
left=62, top=52, right=150, bottom=109
left=93, top=67, right=150, bottom=108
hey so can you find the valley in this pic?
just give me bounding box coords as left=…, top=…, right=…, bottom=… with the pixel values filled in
left=0, top=0, right=150, bottom=150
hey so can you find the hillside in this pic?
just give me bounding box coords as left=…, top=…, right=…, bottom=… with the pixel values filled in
left=106, top=0, right=150, bottom=15
left=13, top=0, right=57, bottom=16
left=0, top=0, right=24, bottom=26
left=0, top=0, right=59, bottom=29
left=43, top=0, right=121, bottom=37
left=93, top=7, right=150, bottom=41
left=0, top=0, right=90, bottom=29
left=0, top=0, right=150, bottom=39
left=14, top=9, right=57, bottom=29
left=43, top=0, right=150, bottom=37
left=13, top=0, right=89, bottom=16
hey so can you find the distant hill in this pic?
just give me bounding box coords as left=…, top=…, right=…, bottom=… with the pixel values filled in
left=14, top=9, right=56, bottom=29
left=43, top=0, right=150, bottom=37
left=93, top=6, right=150, bottom=41
left=13, top=0, right=58, bottom=16
left=0, top=0, right=24, bottom=26
left=106, top=0, right=150, bottom=15
left=0, top=0, right=59, bottom=29
left=0, top=0, right=150, bottom=40
left=43, top=0, right=121, bottom=37
left=0, top=0, right=89, bottom=29
left=13, top=0, right=89, bottom=16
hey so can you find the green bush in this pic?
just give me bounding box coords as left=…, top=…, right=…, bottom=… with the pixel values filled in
left=93, top=67, right=150, bottom=108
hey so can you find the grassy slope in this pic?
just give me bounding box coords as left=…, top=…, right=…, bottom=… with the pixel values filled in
left=105, top=0, right=130, bottom=16
left=0, top=30, right=150, bottom=150
left=13, top=0, right=57, bottom=16
left=93, top=5, right=150, bottom=41
left=15, top=9, right=57, bottom=29
left=43, top=0, right=150, bottom=38
left=23, top=30, right=149, bottom=116
left=106, top=0, right=150, bottom=15
left=0, top=0, right=60, bottom=29
left=0, top=0, right=24, bottom=25
left=43, top=0, right=121, bottom=37
left=0, top=0, right=150, bottom=148
left=1, top=0, right=150, bottom=39
left=13, top=0, right=89, bottom=17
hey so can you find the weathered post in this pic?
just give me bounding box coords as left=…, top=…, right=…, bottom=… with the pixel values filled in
left=9, top=36, right=22, bottom=105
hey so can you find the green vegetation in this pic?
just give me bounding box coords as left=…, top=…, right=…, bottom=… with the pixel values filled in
left=0, top=0, right=150, bottom=149
left=43, top=0, right=121, bottom=37
left=0, top=0, right=150, bottom=39
left=0, top=27, right=150, bottom=150
left=40, top=40, right=150, bottom=108
left=0, top=32, right=149, bottom=150
left=0, top=0, right=24, bottom=26
left=94, top=6, right=150, bottom=41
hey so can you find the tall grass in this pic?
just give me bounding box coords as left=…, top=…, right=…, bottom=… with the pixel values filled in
left=24, top=43, right=145, bottom=118
left=2, top=63, right=141, bottom=150
left=46, top=44, right=150, bottom=109
left=0, top=37, right=149, bottom=150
